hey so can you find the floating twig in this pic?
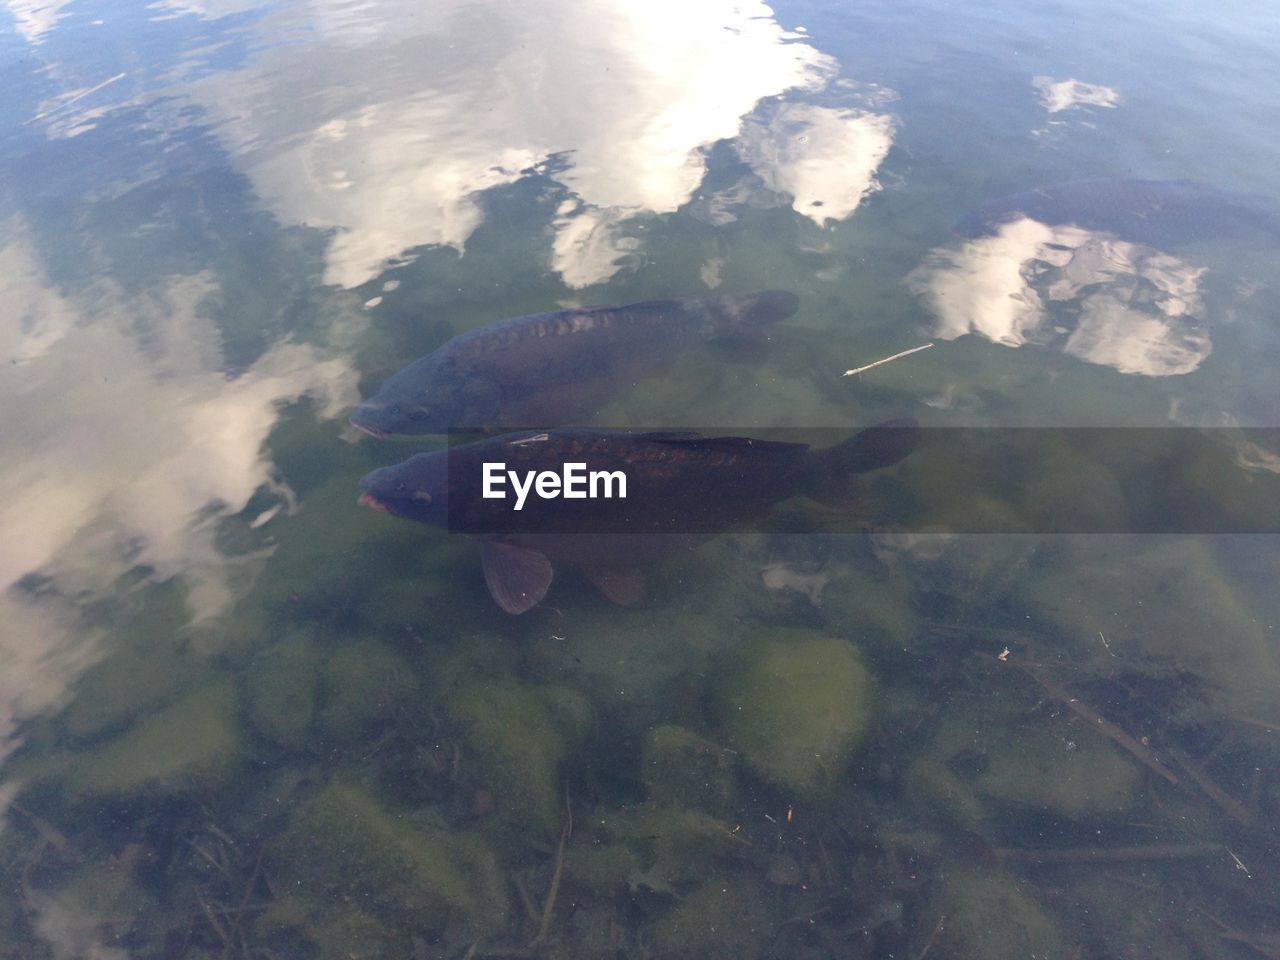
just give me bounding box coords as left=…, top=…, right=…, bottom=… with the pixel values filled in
left=843, top=342, right=933, bottom=378
left=998, top=842, right=1222, bottom=865
left=915, top=914, right=946, bottom=960
left=25, top=72, right=125, bottom=125
left=994, top=653, right=1180, bottom=784
left=9, top=801, right=71, bottom=852
left=1166, top=746, right=1255, bottom=825
left=531, top=793, right=573, bottom=947
left=220, top=849, right=263, bottom=960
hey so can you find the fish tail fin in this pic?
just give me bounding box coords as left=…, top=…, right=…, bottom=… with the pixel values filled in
left=698, top=290, right=799, bottom=340
left=808, top=418, right=921, bottom=506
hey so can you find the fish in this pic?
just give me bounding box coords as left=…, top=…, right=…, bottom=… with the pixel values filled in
left=953, top=178, right=1280, bottom=249
left=357, top=421, right=919, bottom=613
left=350, top=291, right=800, bottom=436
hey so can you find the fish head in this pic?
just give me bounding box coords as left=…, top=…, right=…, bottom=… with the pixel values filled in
left=358, top=452, right=449, bottom=526
left=350, top=355, right=502, bottom=435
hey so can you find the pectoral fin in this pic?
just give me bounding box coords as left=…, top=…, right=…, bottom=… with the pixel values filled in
left=583, top=566, right=646, bottom=606
left=482, top=542, right=554, bottom=614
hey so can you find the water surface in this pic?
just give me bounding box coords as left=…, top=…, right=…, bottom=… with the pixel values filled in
left=3, top=0, right=1279, bottom=957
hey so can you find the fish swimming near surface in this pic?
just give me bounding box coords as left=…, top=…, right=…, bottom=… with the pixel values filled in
left=953, top=178, right=1280, bottom=249
left=357, top=421, right=919, bottom=613
left=350, top=291, right=800, bottom=436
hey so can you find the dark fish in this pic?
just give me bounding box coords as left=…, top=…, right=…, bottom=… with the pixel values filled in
left=350, top=291, right=799, bottom=436
left=358, top=421, right=919, bottom=613
left=953, top=178, right=1280, bottom=248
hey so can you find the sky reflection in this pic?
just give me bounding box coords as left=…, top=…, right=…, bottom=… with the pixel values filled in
left=176, top=0, right=893, bottom=287
left=912, top=218, right=1213, bottom=377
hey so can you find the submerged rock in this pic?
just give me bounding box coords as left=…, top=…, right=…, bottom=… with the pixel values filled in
left=273, top=780, right=507, bottom=938
left=928, top=866, right=1073, bottom=960
left=61, top=640, right=199, bottom=742
left=908, top=698, right=1142, bottom=825
left=641, top=725, right=738, bottom=816
left=603, top=804, right=751, bottom=889
left=70, top=679, right=241, bottom=799
left=715, top=629, right=871, bottom=796
left=245, top=630, right=320, bottom=749
left=1022, top=538, right=1280, bottom=722
left=448, top=678, right=590, bottom=840
left=650, top=876, right=771, bottom=960
left=315, top=637, right=419, bottom=744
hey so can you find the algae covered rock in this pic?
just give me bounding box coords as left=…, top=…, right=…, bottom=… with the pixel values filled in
left=245, top=630, right=320, bottom=749
left=817, top=565, right=916, bottom=650
left=1021, top=537, right=1279, bottom=721
left=715, top=629, right=871, bottom=796
left=71, top=678, right=241, bottom=799
left=62, top=640, right=199, bottom=742
left=906, top=685, right=1141, bottom=826
left=316, top=637, right=419, bottom=744
left=641, top=725, right=738, bottom=815
left=447, top=678, right=587, bottom=839
left=603, top=803, right=750, bottom=889
left=928, top=866, right=1073, bottom=960
left=274, top=781, right=507, bottom=938
left=650, top=876, right=771, bottom=960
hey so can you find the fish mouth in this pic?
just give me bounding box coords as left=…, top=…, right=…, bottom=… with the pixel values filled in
left=350, top=417, right=389, bottom=439
left=358, top=491, right=390, bottom=513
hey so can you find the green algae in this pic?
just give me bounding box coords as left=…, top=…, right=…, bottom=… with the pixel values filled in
left=447, top=678, right=578, bottom=839
left=603, top=804, right=750, bottom=889
left=1021, top=537, right=1280, bottom=721
left=816, top=565, right=916, bottom=650
left=715, top=629, right=871, bottom=797
left=641, top=725, right=738, bottom=816
left=57, top=579, right=199, bottom=741
left=273, top=780, right=507, bottom=938
left=68, top=678, right=241, bottom=799
left=563, top=841, right=642, bottom=895
left=906, top=678, right=1142, bottom=828
left=244, top=630, right=320, bottom=749
left=315, top=636, right=419, bottom=745
left=650, top=876, right=771, bottom=960
left=929, top=866, right=1072, bottom=960
left=61, top=640, right=200, bottom=742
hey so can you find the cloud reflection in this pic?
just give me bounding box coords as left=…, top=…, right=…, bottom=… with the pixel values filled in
left=0, top=221, right=358, bottom=784
left=911, top=218, right=1212, bottom=376
left=737, top=102, right=895, bottom=226
left=176, top=0, right=890, bottom=288
left=3, top=0, right=72, bottom=44
left=1032, top=76, right=1120, bottom=114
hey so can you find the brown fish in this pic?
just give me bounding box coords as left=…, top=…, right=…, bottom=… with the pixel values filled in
left=358, top=421, right=919, bottom=613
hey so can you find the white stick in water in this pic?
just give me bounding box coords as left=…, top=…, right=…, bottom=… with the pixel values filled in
left=843, top=342, right=933, bottom=378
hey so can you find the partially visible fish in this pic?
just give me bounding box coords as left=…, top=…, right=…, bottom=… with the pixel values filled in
left=953, top=178, right=1280, bottom=249
left=357, top=421, right=919, bottom=613
left=351, top=291, right=800, bottom=436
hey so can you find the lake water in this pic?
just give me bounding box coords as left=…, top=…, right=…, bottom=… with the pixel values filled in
left=3, top=0, right=1279, bottom=957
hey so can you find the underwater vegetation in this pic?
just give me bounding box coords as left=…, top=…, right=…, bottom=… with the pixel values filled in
left=7, top=515, right=1280, bottom=960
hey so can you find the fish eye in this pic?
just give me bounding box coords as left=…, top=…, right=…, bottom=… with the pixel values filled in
left=407, top=408, right=431, bottom=421
left=395, top=481, right=408, bottom=493
left=411, top=490, right=433, bottom=505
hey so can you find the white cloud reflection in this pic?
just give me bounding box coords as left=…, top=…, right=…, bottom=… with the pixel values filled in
left=0, top=219, right=358, bottom=785
left=738, top=103, right=895, bottom=226
left=911, top=218, right=1212, bottom=376
left=1032, top=76, right=1121, bottom=114
left=176, top=0, right=891, bottom=288
left=3, top=0, right=72, bottom=44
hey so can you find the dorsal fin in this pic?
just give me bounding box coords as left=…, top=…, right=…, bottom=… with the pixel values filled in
left=639, top=433, right=810, bottom=455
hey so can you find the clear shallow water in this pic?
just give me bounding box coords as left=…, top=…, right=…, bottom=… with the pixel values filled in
left=2, top=0, right=1280, bottom=957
